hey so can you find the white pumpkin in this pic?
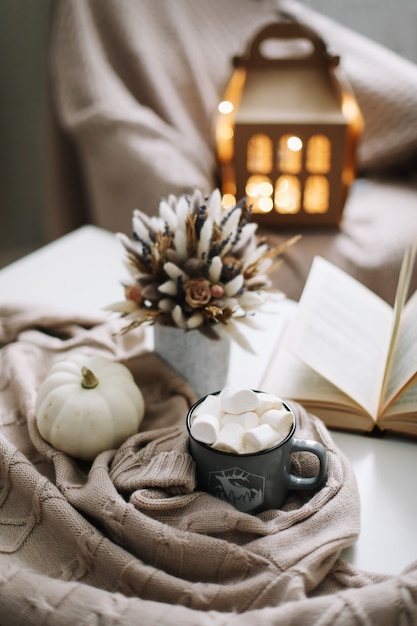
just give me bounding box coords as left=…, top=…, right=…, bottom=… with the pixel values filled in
left=35, top=354, right=145, bottom=461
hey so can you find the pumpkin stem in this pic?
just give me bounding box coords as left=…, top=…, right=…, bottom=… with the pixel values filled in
left=81, top=367, right=99, bottom=389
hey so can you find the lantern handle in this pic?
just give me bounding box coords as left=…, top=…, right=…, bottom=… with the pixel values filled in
left=235, top=21, right=339, bottom=71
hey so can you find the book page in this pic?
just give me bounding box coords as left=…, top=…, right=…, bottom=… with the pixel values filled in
left=379, top=379, right=417, bottom=437
left=381, top=288, right=417, bottom=410
left=382, top=379, right=417, bottom=417
left=283, top=257, right=393, bottom=418
left=263, top=345, right=365, bottom=408
left=380, top=240, right=417, bottom=399
left=262, top=345, right=375, bottom=432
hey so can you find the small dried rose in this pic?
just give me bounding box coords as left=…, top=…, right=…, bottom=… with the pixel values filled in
left=125, top=284, right=143, bottom=303
left=210, top=284, right=224, bottom=298
left=184, top=278, right=212, bottom=308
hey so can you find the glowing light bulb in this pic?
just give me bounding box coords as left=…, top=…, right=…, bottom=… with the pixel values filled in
left=287, top=136, right=303, bottom=152
left=221, top=194, right=236, bottom=209
left=245, top=181, right=259, bottom=197
left=218, top=100, right=234, bottom=114
left=258, top=197, right=273, bottom=213
left=218, top=127, right=234, bottom=140
left=258, top=181, right=273, bottom=197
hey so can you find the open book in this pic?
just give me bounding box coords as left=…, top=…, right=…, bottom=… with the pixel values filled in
left=262, top=242, right=417, bottom=437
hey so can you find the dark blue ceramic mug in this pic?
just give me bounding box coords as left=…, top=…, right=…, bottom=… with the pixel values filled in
left=186, top=392, right=328, bottom=514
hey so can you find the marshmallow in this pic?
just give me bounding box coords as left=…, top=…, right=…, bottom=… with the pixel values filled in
left=190, top=387, right=293, bottom=454
left=260, top=409, right=294, bottom=437
left=243, top=423, right=283, bottom=453
left=221, top=388, right=259, bottom=414
left=219, top=383, right=238, bottom=399
left=191, top=414, right=220, bottom=444
left=222, top=411, right=259, bottom=430
left=192, top=393, right=222, bottom=421
left=255, top=392, right=284, bottom=415
left=213, top=423, right=245, bottom=453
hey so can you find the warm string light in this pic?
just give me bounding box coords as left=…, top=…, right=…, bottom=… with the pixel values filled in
left=241, top=134, right=331, bottom=214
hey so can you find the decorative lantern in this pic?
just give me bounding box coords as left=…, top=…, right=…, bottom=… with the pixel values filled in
left=215, top=20, right=363, bottom=228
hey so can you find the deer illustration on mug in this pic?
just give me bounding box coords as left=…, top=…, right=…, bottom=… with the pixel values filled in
left=209, top=467, right=265, bottom=512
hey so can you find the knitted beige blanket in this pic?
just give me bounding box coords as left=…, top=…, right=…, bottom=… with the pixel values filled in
left=1, top=306, right=416, bottom=625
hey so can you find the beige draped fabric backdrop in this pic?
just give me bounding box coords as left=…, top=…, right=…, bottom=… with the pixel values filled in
left=47, top=0, right=417, bottom=307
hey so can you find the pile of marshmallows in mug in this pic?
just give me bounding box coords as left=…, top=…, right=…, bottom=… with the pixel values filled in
left=190, top=385, right=294, bottom=454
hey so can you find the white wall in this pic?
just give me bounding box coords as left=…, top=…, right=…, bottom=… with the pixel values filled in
left=296, top=0, right=417, bottom=65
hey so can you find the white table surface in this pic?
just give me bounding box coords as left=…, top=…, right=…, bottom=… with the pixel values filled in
left=1, top=224, right=416, bottom=576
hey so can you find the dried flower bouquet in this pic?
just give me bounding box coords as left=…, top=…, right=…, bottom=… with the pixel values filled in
left=107, top=189, right=298, bottom=351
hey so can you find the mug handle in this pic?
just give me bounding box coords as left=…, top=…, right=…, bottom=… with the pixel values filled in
left=287, top=438, right=328, bottom=491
